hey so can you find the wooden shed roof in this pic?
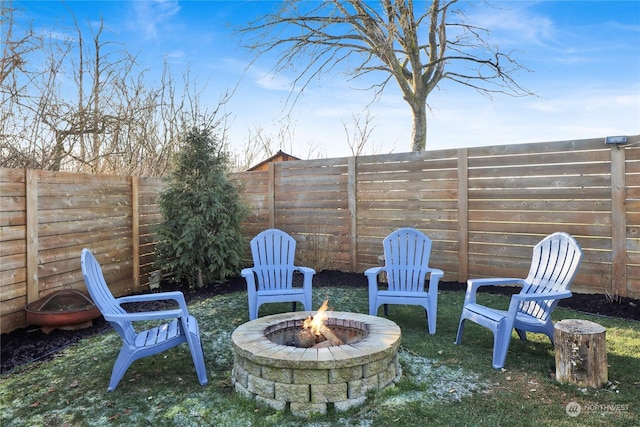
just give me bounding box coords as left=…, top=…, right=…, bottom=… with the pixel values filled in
left=246, top=150, right=301, bottom=171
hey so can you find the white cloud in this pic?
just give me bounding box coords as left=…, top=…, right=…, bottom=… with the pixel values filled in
left=254, top=71, right=291, bottom=92
left=461, top=2, right=556, bottom=47
left=130, top=0, right=181, bottom=40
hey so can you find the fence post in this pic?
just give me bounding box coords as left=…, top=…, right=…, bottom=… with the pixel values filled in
left=457, top=149, right=469, bottom=282
left=26, top=169, right=39, bottom=304
left=610, top=146, right=627, bottom=297
left=268, top=163, right=275, bottom=228
left=348, top=157, right=357, bottom=272
left=131, top=176, right=141, bottom=292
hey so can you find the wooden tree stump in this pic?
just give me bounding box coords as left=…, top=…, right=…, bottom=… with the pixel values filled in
left=377, top=255, right=387, bottom=284
left=554, top=319, right=608, bottom=388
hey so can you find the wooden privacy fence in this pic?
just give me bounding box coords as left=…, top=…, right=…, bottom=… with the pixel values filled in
left=0, top=170, right=163, bottom=333
left=237, top=136, right=640, bottom=300
left=1, top=136, right=639, bottom=334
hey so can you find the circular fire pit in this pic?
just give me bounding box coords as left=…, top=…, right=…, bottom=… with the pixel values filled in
left=231, top=311, right=401, bottom=416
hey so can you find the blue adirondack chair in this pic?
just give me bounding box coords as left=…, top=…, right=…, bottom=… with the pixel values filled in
left=241, top=229, right=315, bottom=320
left=365, top=228, right=444, bottom=334
left=80, top=248, right=208, bottom=391
left=455, top=232, right=583, bottom=369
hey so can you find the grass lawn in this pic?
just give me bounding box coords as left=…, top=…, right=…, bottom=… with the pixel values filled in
left=1, top=287, right=638, bottom=426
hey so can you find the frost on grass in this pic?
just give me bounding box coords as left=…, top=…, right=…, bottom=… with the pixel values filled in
left=381, top=350, right=491, bottom=407
left=306, top=420, right=373, bottom=427
left=206, top=330, right=234, bottom=367
left=193, top=295, right=244, bottom=369
left=331, top=351, right=491, bottom=426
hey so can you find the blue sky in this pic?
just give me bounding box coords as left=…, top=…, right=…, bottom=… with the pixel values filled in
left=12, top=0, right=640, bottom=159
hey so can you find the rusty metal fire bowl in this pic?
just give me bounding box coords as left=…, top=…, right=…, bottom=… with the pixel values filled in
left=231, top=311, right=402, bottom=416
left=25, top=289, right=100, bottom=334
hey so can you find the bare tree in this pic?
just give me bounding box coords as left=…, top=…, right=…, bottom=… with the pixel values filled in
left=240, top=0, right=532, bottom=151
left=231, top=116, right=298, bottom=171
left=0, top=1, right=44, bottom=168
left=1, top=6, right=227, bottom=176
left=343, top=111, right=382, bottom=156
left=0, top=1, right=40, bottom=86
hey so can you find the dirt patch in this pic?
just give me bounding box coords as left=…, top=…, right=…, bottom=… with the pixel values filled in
left=437, top=281, right=640, bottom=321
left=2, top=271, right=638, bottom=374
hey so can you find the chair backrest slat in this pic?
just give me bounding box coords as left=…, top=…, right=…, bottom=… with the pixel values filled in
left=520, top=232, right=583, bottom=320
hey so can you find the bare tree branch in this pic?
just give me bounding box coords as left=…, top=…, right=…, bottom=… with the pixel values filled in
left=343, top=111, right=378, bottom=157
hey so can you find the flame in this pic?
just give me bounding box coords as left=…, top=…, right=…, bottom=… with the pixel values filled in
left=303, top=299, right=330, bottom=336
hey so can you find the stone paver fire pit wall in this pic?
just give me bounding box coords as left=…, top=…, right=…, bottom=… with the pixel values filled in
left=231, top=311, right=402, bottom=417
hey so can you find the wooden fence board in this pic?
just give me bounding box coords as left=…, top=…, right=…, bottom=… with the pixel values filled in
left=468, top=222, right=610, bottom=236
left=1, top=295, right=26, bottom=317
left=0, top=280, right=25, bottom=301
left=469, top=200, right=611, bottom=211
left=0, top=195, right=25, bottom=211
left=38, top=217, right=131, bottom=237
left=0, top=252, right=26, bottom=273
left=468, top=138, right=603, bottom=156
left=468, top=210, right=611, bottom=225
left=0, top=168, right=25, bottom=181
left=37, top=207, right=132, bottom=224
left=469, top=187, right=612, bottom=199
left=0, top=239, right=25, bottom=258
left=468, top=175, right=611, bottom=189
left=38, top=195, right=131, bottom=210
left=0, top=225, right=25, bottom=242
left=468, top=162, right=612, bottom=178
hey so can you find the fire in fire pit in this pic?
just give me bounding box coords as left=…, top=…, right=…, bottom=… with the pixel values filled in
left=298, top=300, right=343, bottom=348
left=231, top=303, right=402, bottom=417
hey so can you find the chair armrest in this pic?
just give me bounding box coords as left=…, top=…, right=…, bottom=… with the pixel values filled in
left=116, top=291, right=188, bottom=312
left=103, top=308, right=184, bottom=322
left=294, top=266, right=315, bottom=292
left=365, top=266, right=385, bottom=315
left=427, top=268, right=444, bottom=278
left=426, top=268, right=444, bottom=295
left=241, top=267, right=258, bottom=298
left=512, top=290, right=572, bottom=303
left=364, top=266, right=384, bottom=287
left=468, top=277, right=527, bottom=288
left=464, top=278, right=527, bottom=305
left=364, top=266, right=384, bottom=276
left=294, top=266, right=316, bottom=275
left=507, top=290, right=572, bottom=318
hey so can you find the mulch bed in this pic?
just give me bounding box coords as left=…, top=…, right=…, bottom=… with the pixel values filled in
left=2, top=271, right=638, bottom=374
